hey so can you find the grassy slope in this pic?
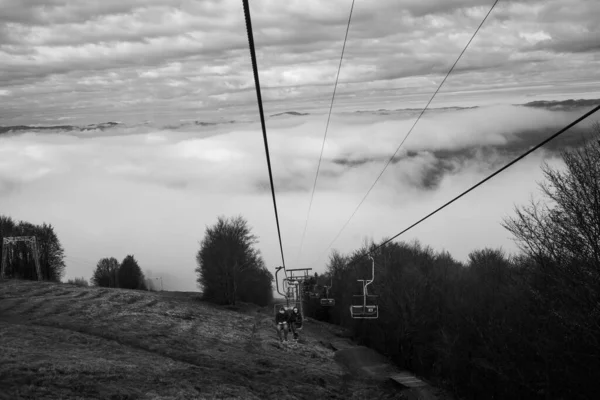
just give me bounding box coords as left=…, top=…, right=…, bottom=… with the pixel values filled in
left=0, top=280, right=404, bottom=400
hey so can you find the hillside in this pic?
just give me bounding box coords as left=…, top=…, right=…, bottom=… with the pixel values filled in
left=0, top=280, right=416, bottom=400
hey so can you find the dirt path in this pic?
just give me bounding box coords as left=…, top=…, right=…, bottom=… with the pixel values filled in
left=332, top=345, right=444, bottom=400
left=301, top=317, right=449, bottom=400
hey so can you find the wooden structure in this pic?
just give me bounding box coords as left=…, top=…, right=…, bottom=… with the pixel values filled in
left=389, top=372, right=428, bottom=388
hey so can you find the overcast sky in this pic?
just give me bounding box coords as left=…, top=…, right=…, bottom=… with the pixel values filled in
left=1, top=0, right=599, bottom=291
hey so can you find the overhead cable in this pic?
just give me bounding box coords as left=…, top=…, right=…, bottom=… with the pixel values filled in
left=297, top=0, right=357, bottom=264
left=316, top=0, right=501, bottom=260
left=242, top=0, right=287, bottom=268
left=347, top=104, right=600, bottom=267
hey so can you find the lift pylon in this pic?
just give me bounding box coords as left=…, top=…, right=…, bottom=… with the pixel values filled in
left=0, top=236, right=43, bottom=281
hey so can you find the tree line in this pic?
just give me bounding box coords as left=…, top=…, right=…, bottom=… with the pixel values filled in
left=89, top=214, right=276, bottom=303
left=91, top=255, right=149, bottom=291
left=0, top=217, right=151, bottom=292
left=0, top=211, right=274, bottom=305
left=302, top=124, right=600, bottom=399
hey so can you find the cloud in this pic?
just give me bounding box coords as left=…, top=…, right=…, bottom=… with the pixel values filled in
left=0, top=0, right=599, bottom=122
left=1, top=102, right=598, bottom=290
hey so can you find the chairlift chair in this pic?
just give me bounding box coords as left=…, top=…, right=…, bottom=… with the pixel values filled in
left=349, top=255, right=379, bottom=319
left=350, top=294, right=378, bottom=319
left=273, top=266, right=308, bottom=328
left=320, top=279, right=335, bottom=307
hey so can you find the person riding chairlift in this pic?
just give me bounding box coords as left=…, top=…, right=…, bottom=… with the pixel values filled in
left=275, top=306, right=289, bottom=342
left=288, top=306, right=303, bottom=340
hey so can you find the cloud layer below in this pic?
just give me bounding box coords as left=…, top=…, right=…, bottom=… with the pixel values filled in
left=1, top=100, right=598, bottom=289
left=1, top=0, right=599, bottom=289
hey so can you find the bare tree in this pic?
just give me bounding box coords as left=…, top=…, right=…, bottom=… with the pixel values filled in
left=503, top=123, right=600, bottom=397
left=502, top=124, right=600, bottom=308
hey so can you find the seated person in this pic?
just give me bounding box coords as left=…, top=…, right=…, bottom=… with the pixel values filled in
left=275, top=306, right=289, bottom=342
left=288, top=306, right=303, bottom=340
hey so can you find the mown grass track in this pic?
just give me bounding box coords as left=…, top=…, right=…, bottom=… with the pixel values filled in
left=0, top=279, right=405, bottom=399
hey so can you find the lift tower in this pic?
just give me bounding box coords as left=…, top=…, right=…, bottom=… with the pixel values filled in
left=1, top=236, right=43, bottom=281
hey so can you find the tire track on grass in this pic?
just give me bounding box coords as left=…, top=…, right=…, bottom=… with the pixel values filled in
left=2, top=317, right=220, bottom=372
left=7, top=318, right=341, bottom=398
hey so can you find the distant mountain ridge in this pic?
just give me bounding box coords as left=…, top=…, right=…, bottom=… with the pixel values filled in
left=2, top=99, right=597, bottom=135
left=520, top=98, right=600, bottom=110
left=158, top=119, right=237, bottom=130
left=269, top=111, right=310, bottom=117
left=0, top=121, right=121, bottom=134
left=0, top=119, right=241, bottom=134
left=352, top=106, right=479, bottom=115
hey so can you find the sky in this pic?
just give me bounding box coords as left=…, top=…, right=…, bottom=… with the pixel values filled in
left=1, top=0, right=599, bottom=291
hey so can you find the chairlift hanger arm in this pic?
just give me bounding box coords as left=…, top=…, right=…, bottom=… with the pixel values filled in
left=361, top=254, right=375, bottom=295
left=275, top=266, right=288, bottom=299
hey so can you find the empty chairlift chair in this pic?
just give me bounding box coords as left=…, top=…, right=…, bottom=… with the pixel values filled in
left=320, top=279, right=335, bottom=306
left=350, top=255, right=378, bottom=319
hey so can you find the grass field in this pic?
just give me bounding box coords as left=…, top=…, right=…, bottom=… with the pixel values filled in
left=0, top=279, right=407, bottom=399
